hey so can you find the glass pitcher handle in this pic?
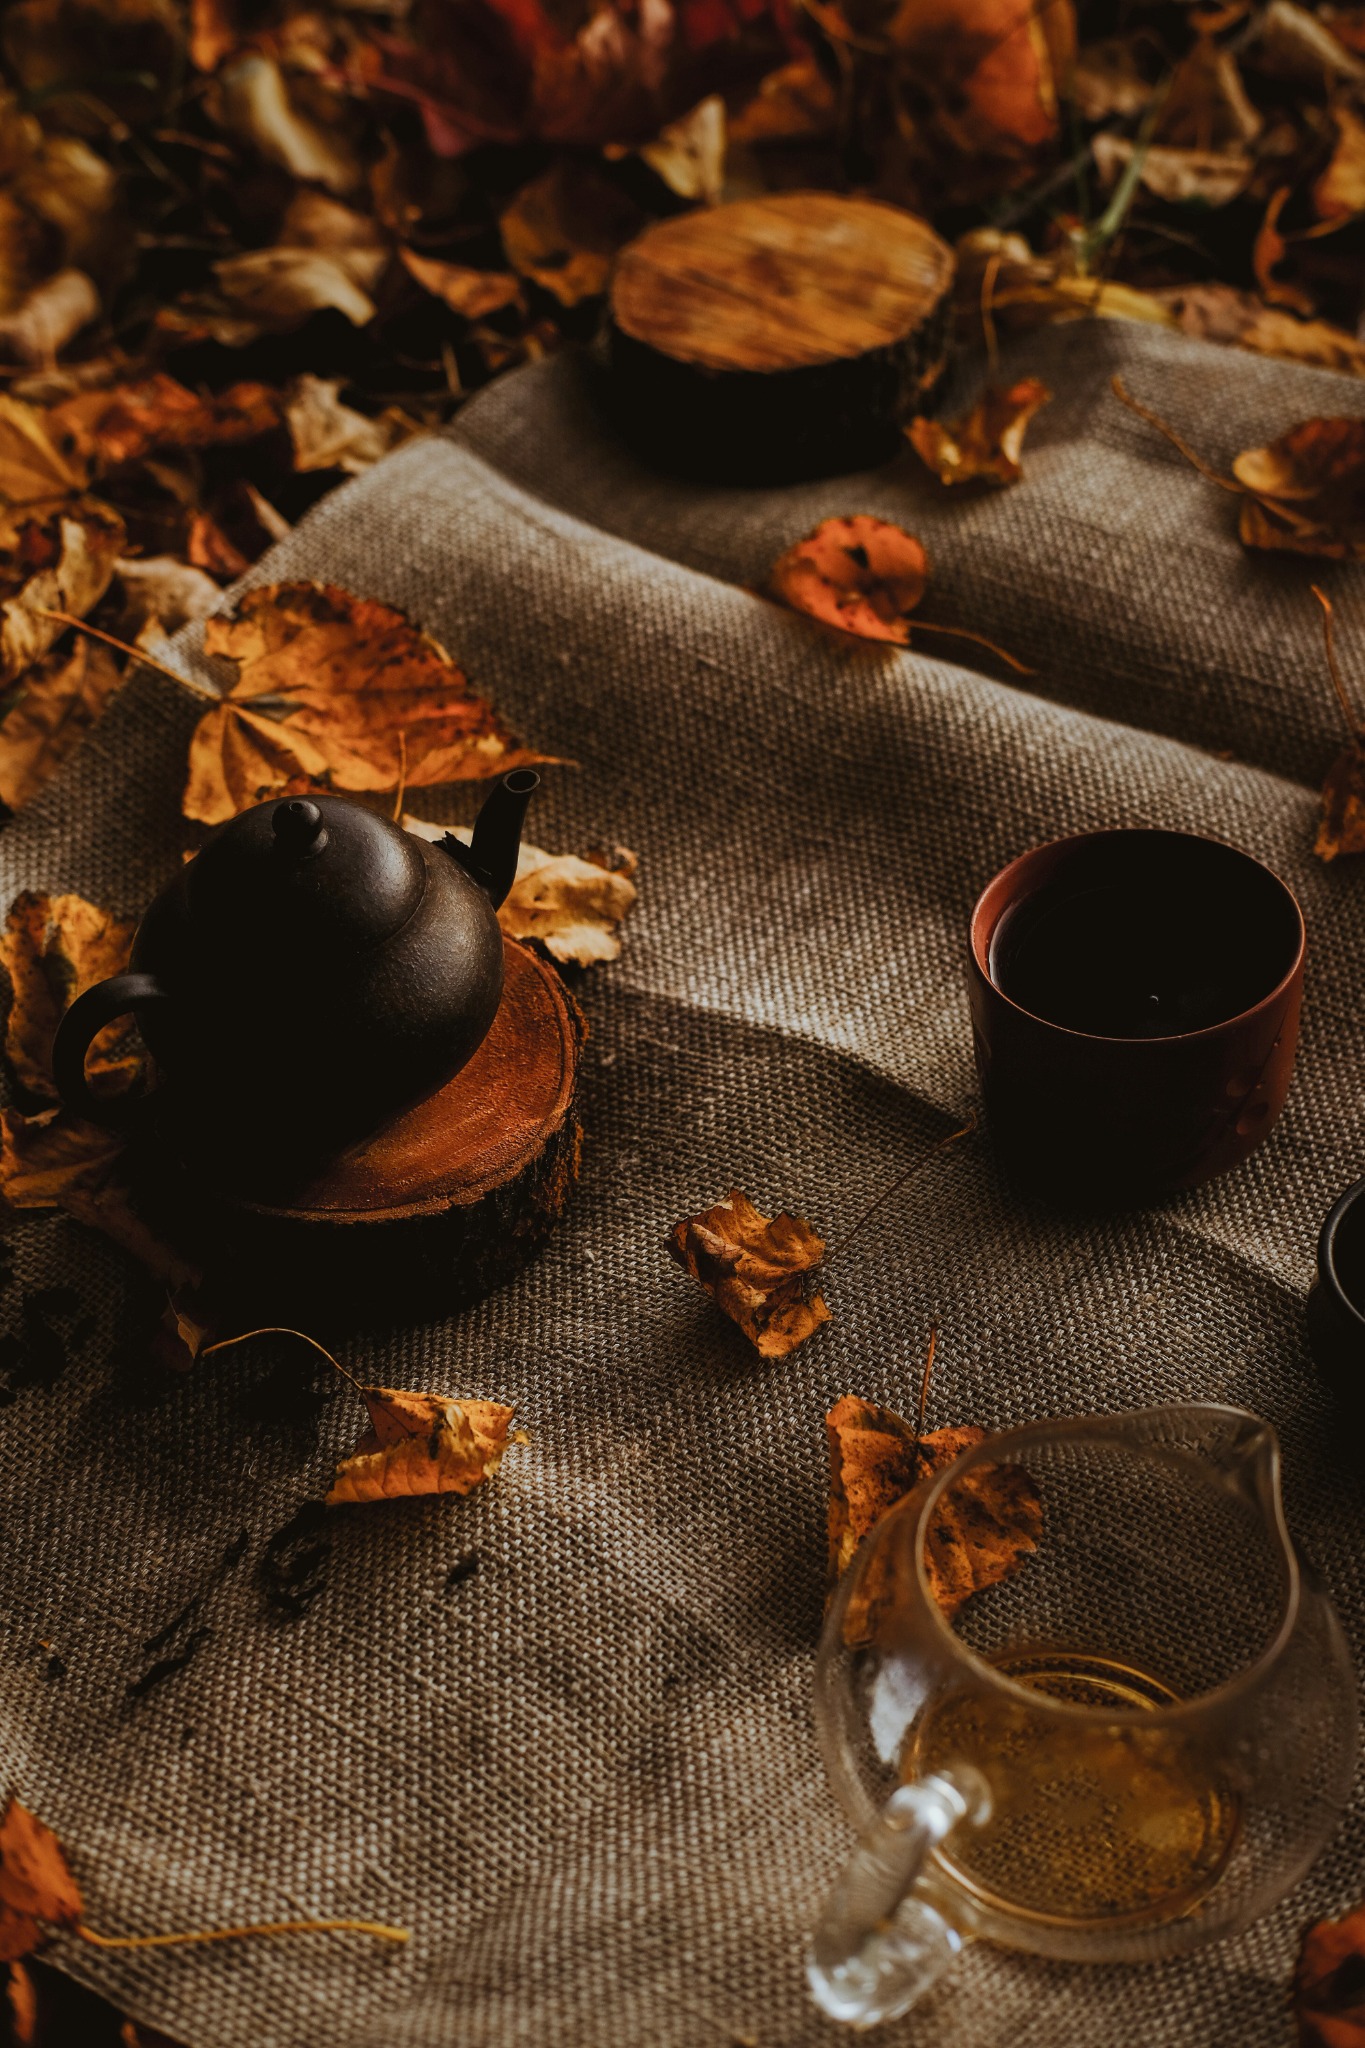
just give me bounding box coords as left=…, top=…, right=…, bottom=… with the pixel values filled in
left=807, top=1767, right=991, bottom=2028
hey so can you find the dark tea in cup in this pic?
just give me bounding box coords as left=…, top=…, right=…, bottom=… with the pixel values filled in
left=968, top=830, right=1305, bottom=1196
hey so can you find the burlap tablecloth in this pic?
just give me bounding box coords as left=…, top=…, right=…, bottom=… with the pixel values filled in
left=2, top=316, right=1363, bottom=2048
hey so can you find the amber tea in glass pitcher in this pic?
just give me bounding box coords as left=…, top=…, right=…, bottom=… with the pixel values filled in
left=807, top=1407, right=1355, bottom=2028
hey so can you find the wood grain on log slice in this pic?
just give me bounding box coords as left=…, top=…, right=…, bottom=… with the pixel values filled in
left=134, top=938, right=584, bottom=1328
left=608, top=192, right=955, bottom=482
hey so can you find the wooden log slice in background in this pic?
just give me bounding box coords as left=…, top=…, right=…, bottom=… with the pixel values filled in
left=608, top=192, right=956, bottom=483
left=133, top=938, right=585, bottom=1330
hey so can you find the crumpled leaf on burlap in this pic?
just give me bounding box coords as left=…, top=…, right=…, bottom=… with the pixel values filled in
left=907, top=378, right=1051, bottom=487
left=668, top=1187, right=831, bottom=1357
left=1113, top=378, right=1365, bottom=561
left=46, top=375, right=280, bottom=472
left=427, top=822, right=639, bottom=966
left=0, top=889, right=140, bottom=1101
left=328, top=1389, right=515, bottom=1506
left=1232, top=420, right=1365, bottom=559
left=826, top=1394, right=1042, bottom=1644
left=184, top=581, right=549, bottom=827
left=1293, top=1898, right=1365, bottom=2046
left=0, top=635, right=123, bottom=815
left=770, top=516, right=929, bottom=644
left=499, top=162, right=644, bottom=308
left=0, top=501, right=124, bottom=685
left=0, top=1797, right=82, bottom=1963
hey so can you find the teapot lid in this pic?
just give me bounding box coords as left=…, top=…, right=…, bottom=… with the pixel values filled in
left=186, top=794, right=427, bottom=954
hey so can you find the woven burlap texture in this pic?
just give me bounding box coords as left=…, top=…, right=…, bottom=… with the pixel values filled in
left=1, top=318, right=1362, bottom=2048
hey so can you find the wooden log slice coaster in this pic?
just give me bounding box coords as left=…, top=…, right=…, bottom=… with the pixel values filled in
left=135, top=938, right=585, bottom=1329
left=608, top=192, right=955, bottom=483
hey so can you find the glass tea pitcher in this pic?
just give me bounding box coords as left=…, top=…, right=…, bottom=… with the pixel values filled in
left=808, top=1405, right=1356, bottom=2027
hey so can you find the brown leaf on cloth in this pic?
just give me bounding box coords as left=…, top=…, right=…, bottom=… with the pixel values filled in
left=0, top=634, right=123, bottom=814
left=826, top=1395, right=1042, bottom=1643
left=907, top=378, right=1051, bottom=487
left=0, top=501, right=125, bottom=684
left=1113, top=377, right=1365, bottom=560
left=0, top=889, right=140, bottom=1101
left=1312, top=585, right=1365, bottom=861
left=769, top=516, right=929, bottom=644
left=425, top=823, right=639, bottom=965
left=668, top=1187, right=831, bottom=1358
left=0, top=1103, right=127, bottom=1210
left=328, top=1389, right=515, bottom=1506
left=1292, top=1899, right=1365, bottom=2045
left=0, top=1798, right=82, bottom=1963
left=499, top=162, right=643, bottom=308
left=1232, top=419, right=1365, bottom=558
left=1155, top=285, right=1365, bottom=379
left=184, top=581, right=548, bottom=826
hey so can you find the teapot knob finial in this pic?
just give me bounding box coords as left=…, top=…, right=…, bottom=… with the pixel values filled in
left=272, top=797, right=328, bottom=855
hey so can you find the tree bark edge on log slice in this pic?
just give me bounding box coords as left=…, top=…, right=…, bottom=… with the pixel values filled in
left=607, top=192, right=956, bottom=484
left=131, top=938, right=586, bottom=1329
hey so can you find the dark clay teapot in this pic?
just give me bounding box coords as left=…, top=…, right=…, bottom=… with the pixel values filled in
left=53, top=769, right=538, bottom=1186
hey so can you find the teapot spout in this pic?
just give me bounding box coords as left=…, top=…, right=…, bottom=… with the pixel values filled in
left=451, top=769, right=539, bottom=910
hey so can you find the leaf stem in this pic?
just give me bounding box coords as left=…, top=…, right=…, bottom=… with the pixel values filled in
left=913, top=621, right=1035, bottom=674
left=829, top=1115, right=976, bottom=1266
left=32, top=610, right=220, bottom=701
left=76, top=1917, right=409, bottom=1951
left=1109, top=378, right=1241, bottom=495
left=911, top=1322, right=938, bottom=1473
left=1312, top=584, right=1365, bottom=741
left=200, top=1326, right=366, bottom=1395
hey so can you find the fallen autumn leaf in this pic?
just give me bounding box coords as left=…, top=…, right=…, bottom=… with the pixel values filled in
left=668, top=1186, right=831, bottom=1358
left=907, top=377, right=1051, bottom=486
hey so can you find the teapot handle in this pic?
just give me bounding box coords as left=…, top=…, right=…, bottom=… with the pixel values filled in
left=806, top=1767, right=990, bottom=2028
left=52, top=972, right=168, bottom=1128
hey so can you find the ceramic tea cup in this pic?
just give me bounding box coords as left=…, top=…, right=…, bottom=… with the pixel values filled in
left=967, top=829, right=1305, bottom=1197
left=1307, top=1176, right=1365, bottom=1415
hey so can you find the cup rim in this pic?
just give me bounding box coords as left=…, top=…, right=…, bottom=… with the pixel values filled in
left=910, top=1403, right=1301, bottom=1723
left=1318, top=1175, right=1365, bottom=1333
left=970, top=827, right=1306, bottom=1048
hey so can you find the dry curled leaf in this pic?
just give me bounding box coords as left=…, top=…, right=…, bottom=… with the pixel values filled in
left=1293, top=1899, right=1365, bottom=2046
left=0, top=634, right=123, bottom=814
left=283, top=376, right=416, bottom=477
left=399, top=249, right=524, bottom=321
left=426, top=823, right=639, bottom=966
left=0, top=1102, right=127, bottom=1211
left=185, top=581, right=548, bottom=826
left=770, top=516, right=929, bottom=644
left=46, top=375, right=279, bottom=471
left=668, top=1187, right=831, bottom=1358
left=826, top=1394, right=1042, bottom=1643
left=0, top=1798, right=82, bottom=1964
left=6, top=1960, right=36, bottom=2045
left=1315, top=101, right=1365, bottom=221
left=907, top=378, right=1051, bottom=487
left=1232, top=419, right=1365, bottom=559
left=1092, top=134, right=1252, bottom=207
left=0, top=889, right=140, bottom=1101
left=0, top=396, right=84, bottom=510
left=499, top=161, right=643, bottom=308
left=0, top=502, right=125, bottom=684
left=328, top=1389, right=514, bottom=1506
left=1113, top=378, right=1365, bottom=561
